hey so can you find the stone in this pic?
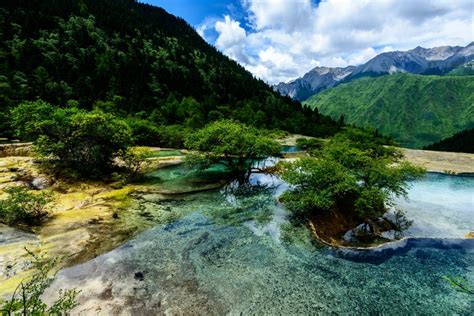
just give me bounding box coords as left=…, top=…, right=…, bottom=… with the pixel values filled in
left=134, top=271, right=145, bottom=281
left=30, top=177, right=51, bottom=190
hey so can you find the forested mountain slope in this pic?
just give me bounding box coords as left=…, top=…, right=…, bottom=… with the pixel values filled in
left=0, top=0, right=338, bottom=137
left=424, top=128, right=474, bottom=153
left=305, top=73, right=474, bottom=148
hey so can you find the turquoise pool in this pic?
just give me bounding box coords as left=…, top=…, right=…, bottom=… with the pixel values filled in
left=44, top=168, right=474, bottom=314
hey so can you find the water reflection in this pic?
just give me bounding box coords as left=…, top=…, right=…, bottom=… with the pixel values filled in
left=44, top=211, right=474, bottom=315
left=43, top=163, right=474, bottom=314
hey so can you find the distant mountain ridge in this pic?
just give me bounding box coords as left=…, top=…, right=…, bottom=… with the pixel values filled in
left=275, top=42, right=474, bottom=101
left=274, top=66, right=355, bottom=100
left=304, top=73, right=474, bottom=148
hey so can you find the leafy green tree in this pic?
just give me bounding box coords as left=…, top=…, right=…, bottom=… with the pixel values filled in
left=0, top=186, right=54, bottom=225
left=11, top=101, right=132, bottom=178
left=125, top=118, right=161, bottom=146
left=156, top=125, right=192, bottom=148
left=36, top=110, right=132, bottom=177
left=280, top=129, right=425, bottom=221
left=185, top=120, right=281, bottom=182
left=10, top=100, right=76, bottom=141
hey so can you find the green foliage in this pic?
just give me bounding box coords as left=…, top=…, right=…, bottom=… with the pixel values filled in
left=11, top=101, right=132, bottom=178
left=156, top=125, right=192, bottom=148
left=0, top=186, right=54, bottom=225
left=448, top=61, right=474, bottom=76
left=10, top=100, right=68, bottom=141
left=305, top=73, right=474, bottom=148
left=125, top=118, right=161, bottom=146
left=280, top=129, right=425, bottom=219
left=119, top=147, right=153, bottom=182
left=424, top=128, right=474, bottom=153
left=185, top=120, right=281, bottom=178
left=296, top=138, right=323, bottom=151
left=0, top=249, right=79, bottom=315
left=0, top=0, right=340, bottom=138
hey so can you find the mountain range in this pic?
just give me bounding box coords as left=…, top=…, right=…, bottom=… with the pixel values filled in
left=275, top=42, right=474, bottom=101
left=304, top=73, right=474, bottom=148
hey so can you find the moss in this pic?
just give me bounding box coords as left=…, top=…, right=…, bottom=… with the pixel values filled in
left=0, top=153, right=228, bottom=298
left=95, top=186, right=133, bottom=202
left=0, top=271, right=36, bottom=295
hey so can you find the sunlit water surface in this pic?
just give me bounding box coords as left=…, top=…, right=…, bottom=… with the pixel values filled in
left=394, top=173, right=474, bottom=238
left=45, top=166, right=474, bottom=314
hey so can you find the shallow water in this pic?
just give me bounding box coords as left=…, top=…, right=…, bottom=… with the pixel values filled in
left=281, top=145, right=302, bottom=153
left=45, top=167, right=474, bottom=314
left=394, top=173, right=474, bottom=238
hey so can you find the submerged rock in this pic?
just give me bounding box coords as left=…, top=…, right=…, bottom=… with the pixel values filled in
left=30, top=177, right=51, bottom=190
left=465, top=231, right=474, bottom=238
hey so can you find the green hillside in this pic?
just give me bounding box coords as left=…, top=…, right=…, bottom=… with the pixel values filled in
left=448, top=61, right=474, bottom=76
left=0, top=0, right=338, bottom=139
left=424, top=128, right=474, bottom=153
left=305, top=73, right=474, bottom=148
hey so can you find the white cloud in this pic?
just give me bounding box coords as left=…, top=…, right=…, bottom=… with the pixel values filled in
left=214, top=15, right=250, bottom=63
left=215, top=15, right=246, bottom=48
left=210, top=0, right=474, bottom=84
left=242, top=0, right=314, bottom=32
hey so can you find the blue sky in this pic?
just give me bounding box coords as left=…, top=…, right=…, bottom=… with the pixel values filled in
left=142, top=0, right=247, bottom=43
left=143, top=0, right=244, bottom=26
left=141, top=0, right=473, bottom=84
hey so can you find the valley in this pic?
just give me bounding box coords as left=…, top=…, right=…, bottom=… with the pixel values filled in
left=0, top=0, right=473, bottom=314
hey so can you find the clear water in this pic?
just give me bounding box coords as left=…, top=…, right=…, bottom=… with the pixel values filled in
left=281, top=145, right=302, bottom=153
left=45, top=167, right=474, bottom=314
left=393, top=173, right=474, bottom=238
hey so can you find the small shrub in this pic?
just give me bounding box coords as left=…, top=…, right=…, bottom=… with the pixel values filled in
left=296, top=137, right=323, bottom=150
left=0, top=249, right=79, bottom=315
left=391, top=209, right=413, bottom=239
left=0, top=186, right=54, bottom=225
left=119, top=147, right=154, bottom=182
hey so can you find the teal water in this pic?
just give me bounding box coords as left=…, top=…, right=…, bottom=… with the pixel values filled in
left=393, top=173, right=474, bottom=238
left=45, top=166, right=474, bottom=314
left=281, top=145, right=302, bottom=153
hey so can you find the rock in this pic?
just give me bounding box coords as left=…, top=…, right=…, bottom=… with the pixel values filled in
left=30, top=177, right=51, bottom=190
left=134, top=271, right=145, bottom=281
left=465, top=231, right=474, bottom=238
left=342, top=223, right=374, bottom=243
